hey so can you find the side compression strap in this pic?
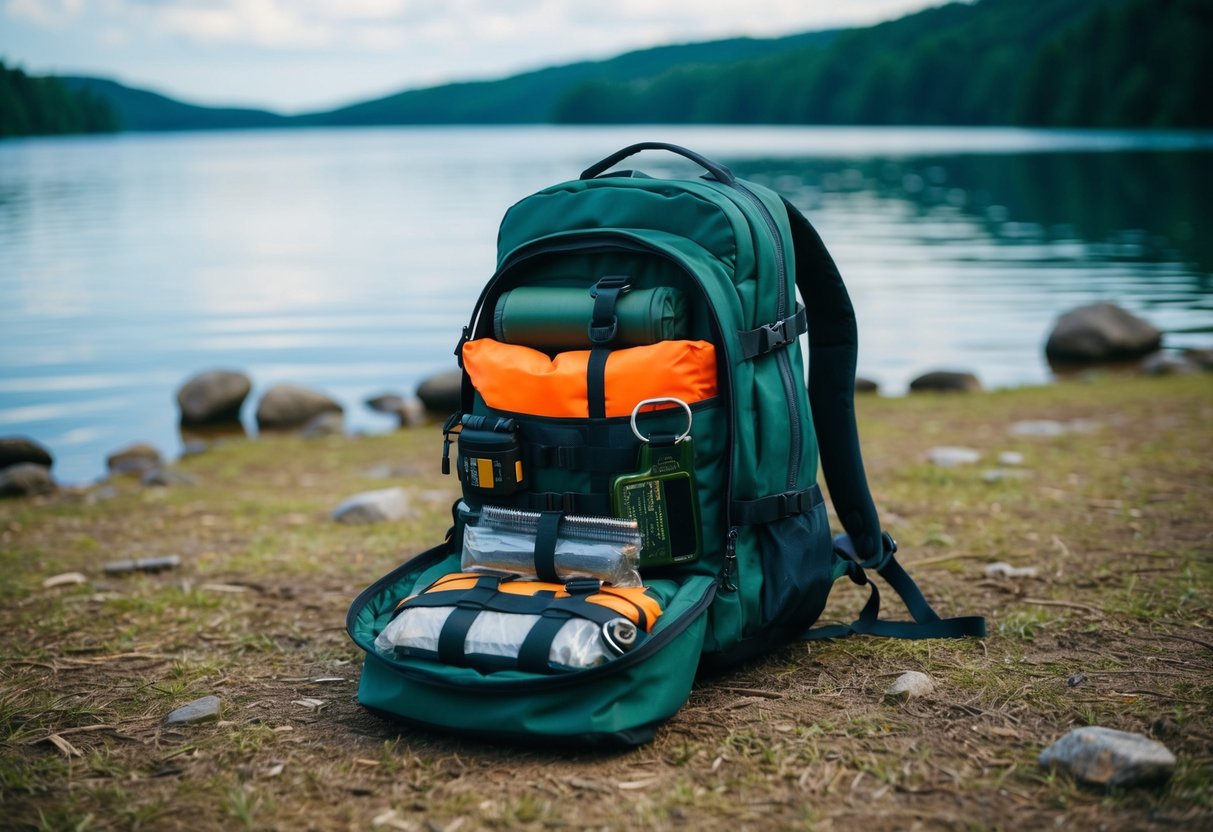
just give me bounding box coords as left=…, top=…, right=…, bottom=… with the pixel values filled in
left=783, top=196, right=985, bottom=640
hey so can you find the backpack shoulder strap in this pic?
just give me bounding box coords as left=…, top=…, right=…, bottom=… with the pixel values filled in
left=781, top=196, right=986, bottom=641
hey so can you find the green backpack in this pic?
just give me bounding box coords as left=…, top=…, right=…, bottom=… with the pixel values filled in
left=346, top=143, right=985, bottom=746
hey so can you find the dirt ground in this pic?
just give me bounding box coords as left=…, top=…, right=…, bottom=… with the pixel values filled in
left=2, top=373, right=1210, bottom=831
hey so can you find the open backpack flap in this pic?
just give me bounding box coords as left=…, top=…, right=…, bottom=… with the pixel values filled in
left=346, top=142, right=986, bottom=747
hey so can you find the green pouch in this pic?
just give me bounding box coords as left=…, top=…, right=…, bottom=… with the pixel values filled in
left=493, top=286, right=688, bottom=349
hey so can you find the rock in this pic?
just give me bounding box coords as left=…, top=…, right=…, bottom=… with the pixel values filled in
left=1009, top=419, right=1067, bottom=437
left=927, top=446, right=981, bottom=467
left=141, top=468, right=197, bottom=488
left=1045, top=303, right=1162, bottom=363
left=1039, top=726, right=1176, bottom=788
left=1151, top=716, right=1180, bottom=740
left=365, top=392, right=405, bottom=414
left=42, top=572, right=88, bottom=589
left=884, top=671, right=935, bottom=701
left=0, top=463, right=56, bottom=498
left=982, top=468, right=1031, bottom=484
left=1139, top=351, right=1198, bottom=376
left=255, top=384, right=343, bottom=430
left=106, top=442, right=163, bottom=476
left=301, top=411, right=345, bottom=439
left=176, top=369, right=252, bottom=424
left=984, top=561, right=1038, bottom=579
left=416, top=369, right=462, bottom=415
left=998, top=451, right=1025, bottom=466
left=0, top=436, right=53, bottom=471
left=104, top=555, right=181, bottom=575
left=1183, top=347, right=1213, bottom=371
left=855, top=376, right=880, bottom=394
left=909, top=370, right=982, bottom=393
left=333, top=487, right=411, bottom=524
left=1066, top=673, right=1088, bottom=688
left=165, top=695, right=221, bottom=726
left=398, top=397, right=427, bottom=428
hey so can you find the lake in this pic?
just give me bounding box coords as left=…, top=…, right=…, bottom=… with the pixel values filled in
left=2, top=126, right=1211, bottom=485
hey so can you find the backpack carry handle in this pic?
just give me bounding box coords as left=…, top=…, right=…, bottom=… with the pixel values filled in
left=580, top=142, right=736, bottom=185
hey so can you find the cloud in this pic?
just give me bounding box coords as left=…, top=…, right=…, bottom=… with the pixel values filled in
left=6, top=0, right=87, bottom=28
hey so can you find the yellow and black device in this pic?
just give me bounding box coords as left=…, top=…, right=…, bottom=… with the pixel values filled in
left=452, top=414, right=525, bottom=496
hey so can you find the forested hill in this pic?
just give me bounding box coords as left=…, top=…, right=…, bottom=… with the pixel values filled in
left=0, top=61, right=117, bottom=137
left=302, top=31, right=837, bottom=126
left=554, top=0, right=1212, bottom=127
left=3, top=0, right=1209, bottom=136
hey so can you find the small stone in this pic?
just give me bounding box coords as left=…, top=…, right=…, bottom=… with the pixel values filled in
left=416, top=369, right=463, bottom=415
left=301, top=411, right=345, bottom=439
left=854, top=376, right=879, bottom=394
left=1151, top=716, right=1180, bottom=739
left=1039, top=726, right=1176, bottom=787
left=1009, top=419, right=1067, bottom=437
left=42, top=572, right=89, bottom=589
left=0, top=436, right=54, bottom=471
left=0, top=463, right=56, bottom=498
left=293, top=698, right=324, bottom=710
left=909, top=370, right=982, bottom=393
left=398, top=397, right=427, bottom=428
left=106, top=442, right=163, bottom=476
left=165, top=695, right=221, bottom=725
left=176, top=369, right=252, bottom=424
left=1066, top=673, right=1088, bottom=688
left=998, top=451, right=1025, bottom=466
left=1140, top=351, right=1198, bottom=376
left=927, top=446, right=981, bottom=467
left=982, top=468, right=1031, bottom=483
left=141, top=468, right=197, bottom=488
left=884, top=671, right=935, bottom=701
left=332, top=487, right=411, bottom=524
left=104, top=555, right=181, bottom=575
left=984, top=562, right=1039, bottom=579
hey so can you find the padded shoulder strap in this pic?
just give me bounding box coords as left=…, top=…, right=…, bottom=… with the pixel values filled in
left=781, top=196, right=884, bottom=567
left=782, top=197, right=985, bottom=641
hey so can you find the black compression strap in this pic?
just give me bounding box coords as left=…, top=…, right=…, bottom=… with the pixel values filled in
left=434, top=575, right=501, bottom=664
left=533, top=510, right=563, bottom=583
left=517, top=612, right=568, bottom=673
left=532, top=443, right=638, bottom=473
left=517, top=491, right=613, bottom=515
left=738, top=304, right=808, bottom=359
left=731, top=484, right=822, bottom=525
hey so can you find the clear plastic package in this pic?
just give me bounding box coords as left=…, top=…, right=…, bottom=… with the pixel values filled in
left=461, top=505, right=643, bottom=587
left=373, top=606, right=639, bottom=671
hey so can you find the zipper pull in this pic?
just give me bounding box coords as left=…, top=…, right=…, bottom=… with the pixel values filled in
left=721, top=527, right=739, bottom=592
left=440, top=412, right=462, bottom=475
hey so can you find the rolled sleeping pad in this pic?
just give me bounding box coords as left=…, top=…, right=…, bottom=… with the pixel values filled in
left=493, top=286, right=688, bottom=349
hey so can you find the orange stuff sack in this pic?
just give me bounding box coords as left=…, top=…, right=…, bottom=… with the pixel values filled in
left=462, top=338, right=717, bottom=418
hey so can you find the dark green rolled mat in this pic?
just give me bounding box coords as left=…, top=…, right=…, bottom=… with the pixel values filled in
left=493, top=286, right=688, bottom=349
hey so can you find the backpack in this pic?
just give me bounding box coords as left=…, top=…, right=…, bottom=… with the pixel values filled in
left=346, top=142, right=985, bottom=746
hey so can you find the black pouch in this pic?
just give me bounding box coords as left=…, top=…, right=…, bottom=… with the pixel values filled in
left=456, top=414, right=526, bottom=496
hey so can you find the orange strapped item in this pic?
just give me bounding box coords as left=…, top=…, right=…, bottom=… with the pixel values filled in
left=396, top=572, right=663, bottom=631
left=462, top=338, right=717, bottom=418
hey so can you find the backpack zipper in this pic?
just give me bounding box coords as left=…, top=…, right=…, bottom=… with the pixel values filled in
left=726, top=182, right=802, bottom=493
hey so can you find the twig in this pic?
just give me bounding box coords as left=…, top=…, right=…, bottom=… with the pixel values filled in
left=1021, top=598, right=1103, bottom=615
left=715, top=686, right=785, bottom=699
left=26, top=724, right=114, bottom=744
left=1153, top=632, right=1213, bottom=652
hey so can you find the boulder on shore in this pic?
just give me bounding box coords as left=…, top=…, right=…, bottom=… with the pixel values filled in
left=909, top=370, right=982, bottom=393
left=0, top=463, right=56, bottom=498
left=256, top=384, right=343, bottom=430
left=416, top=370, right=463, bottom=415
left=176, top=369, right=252, bottom=424
left=855, top=376, right=880, bottom=394
left=0, top=436, right=53, bottom=471
left=106, top=442, right=163, bottom=476
left=1045, top=302, right=1162, bottom=363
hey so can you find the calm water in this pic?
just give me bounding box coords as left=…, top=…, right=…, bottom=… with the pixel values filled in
left=2, top=126, right=1212, bottom=485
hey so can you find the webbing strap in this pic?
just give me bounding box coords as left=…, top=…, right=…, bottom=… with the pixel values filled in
left=435, top=575, right=501, bottom=664
left=738, top=304, right=808, bottom=360
left=517, top=613, right=567, bottom=672
left=518, top=491, right=613, bottom=515
left=803, top=546, right=987, bottom=641
left=588, top=275, right=627, bottom=496
left=533, top=510, right=563, bottom=583
left=731, top=484, right=822, bottom=525
left=532, top=443, right=638, bottom=474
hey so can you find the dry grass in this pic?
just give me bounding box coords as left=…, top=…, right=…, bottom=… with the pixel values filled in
left=1, top=373, right=1210, bottom=831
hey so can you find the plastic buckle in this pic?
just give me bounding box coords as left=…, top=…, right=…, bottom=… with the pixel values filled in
left=563, top=577, right=602, bottom=595
left=882, top=531, right=898, bottom=557
left=589, top=275, right=631, bottom=297
left=759, top=319, right=793, bottom=353
left=775, top=490, right=803, bottom=518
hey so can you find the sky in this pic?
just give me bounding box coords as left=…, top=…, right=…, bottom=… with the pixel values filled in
left=1, top=0, right=944, bottom=114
